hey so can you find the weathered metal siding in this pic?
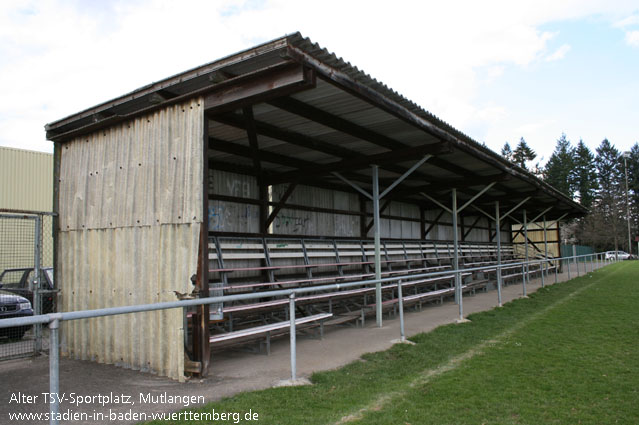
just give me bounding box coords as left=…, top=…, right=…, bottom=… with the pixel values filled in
left=367, top=201, right=420, bottom=239
left=0, top=147, right=53, bottom=211
left=58, top=98, right=203, bottom=381
left=208, top=170, right=259, bottom=233
left=0, top=147, right=55, bottom=272
left=512, top=221, right=560, bottom=257
left=424, top=209, right=454, bottom=240
left=463, top=216, right=489, bottom=242
left=273, top=184, right=360, bottom=237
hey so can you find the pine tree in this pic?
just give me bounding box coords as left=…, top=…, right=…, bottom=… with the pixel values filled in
left=501, top=142, right=513, bottom=162
left=627, top=143, right=639, bottom=239
left=512, top=137, right=537, bottom=169
left=593, top=139, right=625, bottom=251
left=543, top=134, right=574, bottom=198
left=571, top=139, right=597, bottom=209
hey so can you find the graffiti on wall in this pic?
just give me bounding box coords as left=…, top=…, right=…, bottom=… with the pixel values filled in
left=208, top=204, right=259, bottom=231
left=274, top=214, right=310, bottom=233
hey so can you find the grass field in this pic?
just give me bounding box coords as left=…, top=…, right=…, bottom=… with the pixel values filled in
left=146, top=262, right=639, bottom=425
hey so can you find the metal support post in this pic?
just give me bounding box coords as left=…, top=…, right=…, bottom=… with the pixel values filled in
left=554, top=259, right=558, bottom=283
left=567, top=256, right=571, bottom=279
left=289, top=294, right=296, bottom=381
left=540, top=260, right=545, bottom=286
left=372, top=165, right=382, bottom=328
left=495, top=201, right=502, bottom=306
left=452, top=189, right=463, bottom=320
left=397, top=279, right=405, bottom=341
left=543, top=215, right=549, bottom=282
left=50, top=318, right=60, bottom=425
left=522, top=209, right=528, bottom=296
left=34, top=215, right=42, bottom=352
left=576, top=253, right=580, bottom=277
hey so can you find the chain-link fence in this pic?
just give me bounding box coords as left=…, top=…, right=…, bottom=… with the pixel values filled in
left=0, top=210, right=55, bottom=360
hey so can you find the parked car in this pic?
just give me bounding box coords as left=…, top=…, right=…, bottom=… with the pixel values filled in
left=604, top=251, right=631, bottom=261
left=0, top=290, right=33, bottom=339
left=0, top=267, right=55, bottom=313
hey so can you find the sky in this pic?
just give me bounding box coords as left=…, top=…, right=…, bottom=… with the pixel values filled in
left=0, top=0, right=637, bottom=166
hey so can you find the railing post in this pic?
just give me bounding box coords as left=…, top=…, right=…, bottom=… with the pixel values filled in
left=523, top=209, right=529, bottom=292
left=577, top=255, right=580, bottom=277
left=567, top=257, right=571, bottom=280
left=289, top=293, right=296, bottom=381
left=521, top=263, right=526, bottom=296
left=452, top=189, right=463, bottom=321
left=540, top=260, right=544, bottom=287
left=372, top=165, right=382, bottom=328
left=554, top=259, right=558, bottom=283
left=34, top=215, right=42, bottom=353
left=398, top=279, right=405, bottom=342
left=50, top=317, right=60, bottom=425
left=495, top=201, right=502, bottom=307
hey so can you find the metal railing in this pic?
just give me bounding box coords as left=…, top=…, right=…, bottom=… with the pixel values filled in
left=0, top=251, right=617, bottom=424
left=0, top=210, right=56, bottom=359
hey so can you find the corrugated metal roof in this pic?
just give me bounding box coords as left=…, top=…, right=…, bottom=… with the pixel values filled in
left=45, top=32, right=586, bottom=220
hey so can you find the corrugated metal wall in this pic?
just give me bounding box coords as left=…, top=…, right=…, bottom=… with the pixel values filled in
left=512, top=221, right=560, bottom=258
left=58, top=97, right=203, bottom=381
left=0, top=147, right=53, bottom=211
left=208, top=171, right=259, bottom=233
left=0, top=147, right=54, bottom=271
left=366, top=201, right=420, bottom=239
left=273, top=184, right=360, bottom=237
left=424, top=209, right=509, bottom=243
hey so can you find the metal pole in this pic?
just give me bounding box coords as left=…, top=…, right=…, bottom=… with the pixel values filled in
left=567, top=255, right=571, bottom=280
left=34, top=215, right=42, bottom=352
left=372, top=165, right=382, bottom=328
left=495, top=201, right=502, bottom=307
left=522, top=209, right=528, bottom=296
left=576, top=248, right=580, bottom=277
left=452, top=189, right=463, bottom=320
left=624, top=153, right=632, bottom=256
left=289, top=293, right=296, bottom=381
left=543, top=215, right=549, bottom=282
left=554, top=259, right=558, bottom=283
left=49, top=318, right=60, bottom=425
left=540, top=259, right=545, bottom=286
left=397, top=279, right=405, bottom=341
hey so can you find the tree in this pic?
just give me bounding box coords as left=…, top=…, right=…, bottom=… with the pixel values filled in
left=501, top=142, right=513, bottom=162
left=590, top=139, right=625, bottom=251
left=571, top=139, right=597, bottom=209
left=543, top=134, right=574, bottom=198
left=627, top=143, right=639, bottom=242
left=512, top=137, right=537, bottom=169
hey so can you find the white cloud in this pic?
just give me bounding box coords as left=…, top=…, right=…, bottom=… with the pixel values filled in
left=545, top=44, right=571, bottom=61
left=625, top=30, right=639, bottom=47
left=0, top=0, right=637, bottom=154
left=614, top=14, right=639, bottom=28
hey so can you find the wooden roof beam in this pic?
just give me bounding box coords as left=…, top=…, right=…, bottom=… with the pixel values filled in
left=265, top=142, right=451, bottom=185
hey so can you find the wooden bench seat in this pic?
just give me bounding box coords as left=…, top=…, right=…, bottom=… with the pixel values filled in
left=222, top=272, right=463, bottom=316
left=209, top=313, right=333, bottom=354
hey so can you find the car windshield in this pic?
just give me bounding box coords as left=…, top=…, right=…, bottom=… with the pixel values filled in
left=45, top=268, right=54, bottom=286
left=0, top=270, right=24, bottom=289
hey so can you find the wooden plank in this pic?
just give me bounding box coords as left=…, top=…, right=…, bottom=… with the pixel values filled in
left=204, top=65, right=315, bottom=114
left=210, top=313, right=332, bottom=343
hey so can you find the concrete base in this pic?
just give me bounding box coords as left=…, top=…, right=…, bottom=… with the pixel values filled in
left=455, top=317, right=471, bottom=324
left=275, top=377, right=312, bottom=387
left=391, top=338, right=416, bottom=345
